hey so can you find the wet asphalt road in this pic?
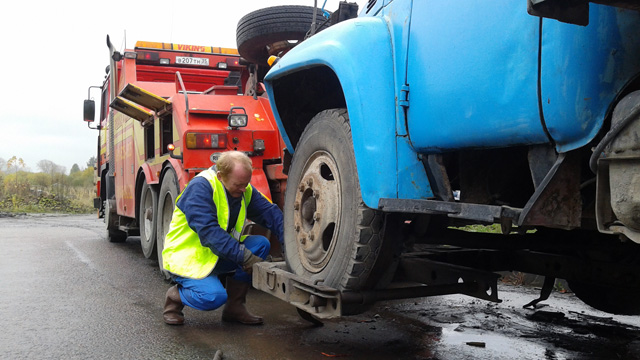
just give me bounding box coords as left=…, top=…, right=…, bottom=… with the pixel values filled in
left=2, top=214, right=640, bottom=360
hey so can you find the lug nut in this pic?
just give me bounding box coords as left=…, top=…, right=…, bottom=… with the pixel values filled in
left=294, top=202, right=300, bottom=210
left=300, top=236, right=306, bottom=244
left=307, top=178, right=313, bottom=186
left=313, top=213, right=321, bottom=221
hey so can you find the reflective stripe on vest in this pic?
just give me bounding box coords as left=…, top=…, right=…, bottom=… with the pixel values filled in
left=161, top=168, right=253, bottom=279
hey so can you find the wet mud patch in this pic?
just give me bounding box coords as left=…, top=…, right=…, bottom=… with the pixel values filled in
left=366, top=284, right=640, bottom=359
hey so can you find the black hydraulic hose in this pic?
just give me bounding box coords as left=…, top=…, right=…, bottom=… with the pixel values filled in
left=589, top=102, right=640, bottom=173
left=536, top=18, right=556, bottom=147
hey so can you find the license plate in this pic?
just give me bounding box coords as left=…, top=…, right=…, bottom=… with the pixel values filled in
left=175, top=56, right=209, bottom=66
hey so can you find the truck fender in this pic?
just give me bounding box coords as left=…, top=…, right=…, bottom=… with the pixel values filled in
left=139, top=162, right=159, bottom=185
left=265, top=17, right=432, bottom=208
left=165, top=158, right=188, bottom=191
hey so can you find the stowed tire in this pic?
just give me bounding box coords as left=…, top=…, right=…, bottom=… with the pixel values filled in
left=156, top=167, right=179, bottom=280
left=284, top=109, right=393, bottom=294
left=236, top=5, right=331, bottom=66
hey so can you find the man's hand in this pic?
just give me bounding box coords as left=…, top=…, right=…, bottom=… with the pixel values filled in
left=242, top=248, right=263, bottom=274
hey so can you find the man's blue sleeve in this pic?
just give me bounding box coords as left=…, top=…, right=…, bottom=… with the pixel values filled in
left=175, top=177, right=245, bottom=264
left=247, top=185, right=284, bottom=245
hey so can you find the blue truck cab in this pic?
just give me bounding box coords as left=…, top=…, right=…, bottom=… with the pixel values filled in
left=256, top=1, right=640, bottom=317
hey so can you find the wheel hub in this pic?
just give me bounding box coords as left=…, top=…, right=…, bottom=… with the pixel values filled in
left=293, top=152, right=341, bottom=273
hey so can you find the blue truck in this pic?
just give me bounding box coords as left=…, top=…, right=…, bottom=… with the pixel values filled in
left=239, top=1, right=640, bottom=319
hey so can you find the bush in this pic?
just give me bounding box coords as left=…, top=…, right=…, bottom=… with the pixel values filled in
left=0, top=167, right=95, bottom=214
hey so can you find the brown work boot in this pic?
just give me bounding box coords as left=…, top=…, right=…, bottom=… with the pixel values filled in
left=221, top=277, right=263, bottom=325
left=163, top=285, right=185, bottom=325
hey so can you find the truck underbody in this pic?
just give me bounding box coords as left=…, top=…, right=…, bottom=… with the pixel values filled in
left=255, top=220, right=640, bottom=319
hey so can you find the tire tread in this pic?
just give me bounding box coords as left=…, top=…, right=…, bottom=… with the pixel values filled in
left=286, top=108, right=387, bottom=292
left=236, top=5, right=331, bottom=65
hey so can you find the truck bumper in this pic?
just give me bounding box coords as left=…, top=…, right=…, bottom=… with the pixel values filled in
left=253, top=257, right=503, bottom=319
left=252, top=262, right=343, bottom=319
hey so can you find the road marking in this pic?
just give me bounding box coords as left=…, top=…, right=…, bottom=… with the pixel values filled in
left=65, top=241, right=96, bottom=270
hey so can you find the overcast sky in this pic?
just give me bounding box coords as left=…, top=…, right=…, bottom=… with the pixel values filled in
left=0, top=0, right=359, bottom=173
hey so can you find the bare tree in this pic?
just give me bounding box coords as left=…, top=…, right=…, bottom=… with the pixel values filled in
left=37, top=159, right=55, bottom=174
left=37, top=160, right=66, bottom=191
left=7, top=156, right=25, bottom=175
left=7, top=156, right=26, bottom=191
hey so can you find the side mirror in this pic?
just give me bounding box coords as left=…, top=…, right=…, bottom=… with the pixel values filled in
left=84, top=99, right=95, bottom=123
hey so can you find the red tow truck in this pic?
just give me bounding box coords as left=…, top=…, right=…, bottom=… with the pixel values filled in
left=83, top=36, right=287, bottom=275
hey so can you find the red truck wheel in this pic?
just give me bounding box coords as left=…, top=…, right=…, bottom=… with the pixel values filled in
left=236, top=5, right=331, bottom=66
left=156, top=168, right=178, bottom=280
left=105, top=199, right=127, bottom=243
left=284, top=109, right=394, bottom=293
left=139, top=181, right=158, bottom=259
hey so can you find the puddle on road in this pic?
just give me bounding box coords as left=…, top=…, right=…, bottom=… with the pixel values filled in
left=434, top=325, right=566, bottom=359
left=373, top=285, right=640, bottom=360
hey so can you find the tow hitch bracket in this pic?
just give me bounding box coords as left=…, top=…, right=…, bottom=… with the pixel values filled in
left=253, top=260, right=502, bottom=319
left=253, top=262, right=343, bottom=319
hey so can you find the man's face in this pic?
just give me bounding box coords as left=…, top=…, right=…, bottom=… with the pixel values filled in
left=218, top=164, right=252, bottom=198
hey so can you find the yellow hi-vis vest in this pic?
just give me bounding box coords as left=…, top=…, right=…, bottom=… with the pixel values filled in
left=162, top=168, right=253, bottom=279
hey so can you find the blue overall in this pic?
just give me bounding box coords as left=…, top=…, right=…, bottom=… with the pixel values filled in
left=173, top=235, right=270, bottom=311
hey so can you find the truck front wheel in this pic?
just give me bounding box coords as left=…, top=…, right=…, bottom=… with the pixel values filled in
left=284, top=109, right=392, bottom=292
left=105, top=198, right=127, bottom=243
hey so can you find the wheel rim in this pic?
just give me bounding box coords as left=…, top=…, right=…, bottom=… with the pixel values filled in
left=158, top=190, right=174, bottom=264
left=141, top=187, right=154, bottom=248
left=294, top=151, right=341, bottom=273
left=104, top=200, right=111, bottom=227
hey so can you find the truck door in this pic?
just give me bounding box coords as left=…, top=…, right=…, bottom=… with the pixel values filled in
left=404, top=0, right=547, bottom=153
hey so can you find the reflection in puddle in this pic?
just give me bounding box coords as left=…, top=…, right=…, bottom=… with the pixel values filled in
left=429, top=323, right=570, bottom=359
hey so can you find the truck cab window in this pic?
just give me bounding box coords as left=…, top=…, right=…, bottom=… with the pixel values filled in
left=144, top=124, right=154, bottom=160
left=160, top=114, right=173, bottom=155
left=100, top=86, right=109, bottom=123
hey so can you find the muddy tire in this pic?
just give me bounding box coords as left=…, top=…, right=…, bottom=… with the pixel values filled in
left=139, top=181, right=158, bottom=259
left=284, top=109, right=391, bottom=292
left=564, top=233, right=640, bottom=315
left=570, top=282, right=640, bottom=315
left=156, top=168, right=179, bottom=280
left=236, top=5, right=331, bottom=66
left=105, top=199, right=127, bottom=243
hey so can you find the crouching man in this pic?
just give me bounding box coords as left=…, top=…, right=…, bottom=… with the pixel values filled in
left=161, top=151, right=283, bottom=325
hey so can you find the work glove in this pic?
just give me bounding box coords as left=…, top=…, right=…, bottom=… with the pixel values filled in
left=242, top=248, right=263, bottom=274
